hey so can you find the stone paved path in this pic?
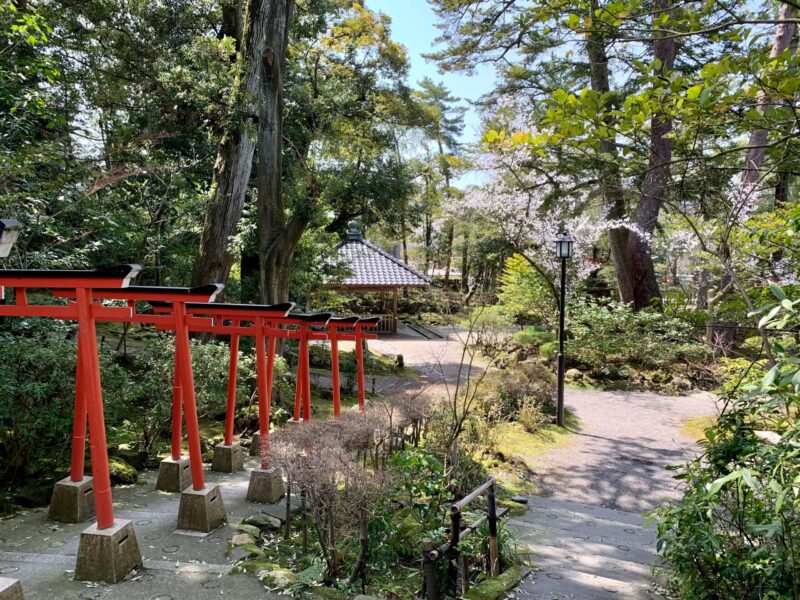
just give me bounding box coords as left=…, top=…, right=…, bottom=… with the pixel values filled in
left=0, top=453, right=288, bottom=599
left=374, top=326, right=719, bottom=599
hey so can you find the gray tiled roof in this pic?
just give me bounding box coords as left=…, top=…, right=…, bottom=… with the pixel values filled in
left=334, top=239, right=431, bottom=288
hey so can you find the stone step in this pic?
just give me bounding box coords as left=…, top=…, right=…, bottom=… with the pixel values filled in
left=512, top=523, right=658, bottom=567
left=524, top=495, right=653, bottom=527
left=509, top=514, right=654, bottom=556
left=521, top=541, right=654, bottom=585
left=521, top=563, right=664, bottom=599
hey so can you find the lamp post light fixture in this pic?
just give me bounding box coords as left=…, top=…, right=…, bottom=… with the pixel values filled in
left=554, top=231, right=574, bottom=427
left=0, top=219, right=23, bottom=258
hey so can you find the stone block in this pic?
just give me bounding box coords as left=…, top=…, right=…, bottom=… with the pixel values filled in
left=74, top=519, right=142, bottom=584
left=0, top=578, right=23, bottom=600
left=246, top=467, right=285, bottom=504
left=211, top=442, right=244, bottom=473
left=177, top=485, right=226, bottom=533
left=248, top=433, right=262, bottom=457
left=156, top=456, right=192, bottom=493
left=48, top=476, right=95, bottom=523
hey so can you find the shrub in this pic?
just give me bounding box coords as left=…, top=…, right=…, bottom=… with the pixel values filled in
left=498, top=254, right=556, bottom=327
left=654, top=287, right=800, bottom=598
left=120, top=336, right=257, bottom=455
left=567, top=299, right=711, bottom=369
left=538, top=340, right=558, bottom=360
left=518, top=399, right=547, bottom=433
left=511, top=327, right=555, bottom=348
left=0, top=320, right=128, bottom=481
left=481, top=361, right=556, bottom=422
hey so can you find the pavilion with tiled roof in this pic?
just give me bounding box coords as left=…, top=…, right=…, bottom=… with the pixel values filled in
left=329, top=221, right=431, bottom=332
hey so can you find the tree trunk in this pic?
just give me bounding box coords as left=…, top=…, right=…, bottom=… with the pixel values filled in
left=460, top=229, right=469, bottom=292
left=626, top=0, right=676, bottom=310
left=443, top=222, right=455, bottom=283
left=192, top=0, right=271, bottom=289
left=741, top=2, right=796, bottom=193
left=585, top=9, right=633, bottom=304
left=256, top=0, right=296, bottom=304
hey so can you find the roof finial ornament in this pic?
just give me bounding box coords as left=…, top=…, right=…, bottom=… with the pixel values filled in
left=347, top=220, right=362, bottom=240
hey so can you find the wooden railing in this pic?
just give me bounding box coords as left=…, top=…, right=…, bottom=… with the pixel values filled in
left=420, top=478, right=508, bottom=599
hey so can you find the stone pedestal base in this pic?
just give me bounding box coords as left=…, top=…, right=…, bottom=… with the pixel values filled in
left=248, top=433, right=262, bottom=457
left=211, top=442, right=243, bottom=473
left=74, top=519, right=142, bottom=583
left=246, top=467, right=285, bottom=504
left=0, top=578, right=23, bottom=600
left=48, top=476, right=95, bottom=523
left=177, top=485, right=226, bottom=532
left=156, top=457, right=191, bottom=493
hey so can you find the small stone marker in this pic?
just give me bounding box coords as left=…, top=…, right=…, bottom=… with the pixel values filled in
left=511, top=495, right=529, bottom=504
left=248, top=433, right=262, bottom=457
left=48, top=476, right=95, bottom=523
left=246, top=467, right=285, bottom=504
left=156, top=456, right=192, bottom=493
left=212, top=442, right=244, bottom=473
left=0, top=577, right=23, bottom=600
left=177, top=485, right=227, bottom=533
left=74, top=519, right=142, bottom=584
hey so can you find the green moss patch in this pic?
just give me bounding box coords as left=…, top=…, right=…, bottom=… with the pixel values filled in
left=464, top=565, right=530, bottom=599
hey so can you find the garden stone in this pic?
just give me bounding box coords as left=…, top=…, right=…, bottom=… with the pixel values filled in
left=177, top=484, right=227, bottom=532
left=243, top=513, right=282, bottom=532
left=74, top=519, right=142, bottom=583
left=261, top=566, right=297, bottom=588
left=0, top=577, right=23, bottom=600
left=107, top=457, right=138, bottom=485
left=156, top=456, right=192, bottom=493
left=565, top=368, right=583, bottom=381
left=48, top=476, right=95, bottom=523
left=112, top=447, right=149, bottom=470
left=230, top=533, right=254, bottom=546
left=234, top=523, right=263, bottom=537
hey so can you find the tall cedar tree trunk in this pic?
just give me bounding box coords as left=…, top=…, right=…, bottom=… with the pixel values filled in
left=716, top=4, right=796, bottom=291
left=460, top=229, right=469, bottom=292
left=586, top=8, right=633, bottom=304
left=626, top=0, right=676, bottom=310
left=588, top=0, right=672, bottom=310
left=192, top=0, right=271, bottom=289
left=256, top=0, right=296, bottom=304
left=740, top=3, right=796, bottom=192
left=437, top=139, right=455, bottom=282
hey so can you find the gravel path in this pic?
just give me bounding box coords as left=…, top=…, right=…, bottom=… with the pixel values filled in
left=535, top=388, right=718, bottom=513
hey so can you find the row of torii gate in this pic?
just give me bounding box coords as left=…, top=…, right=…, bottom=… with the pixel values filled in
left=0, top=263, right=380, bottom=584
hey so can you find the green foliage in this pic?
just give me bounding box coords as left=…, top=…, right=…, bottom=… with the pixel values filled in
left=498, top=254, right=556, bottom=326
left=119, top=336, right=257, bottom=455
left=482, top=361, right=556, bottom=426
left=0, top=319, right=126, bottom=481
left=568, top=300, right=711, bottom=370
left=655, top=288, right=800, bottom=598
left=511, top=327, right=555, bottom=348
left=387, top=448, right=450, bottom=530
left=538, top=341, right=558, bottom=360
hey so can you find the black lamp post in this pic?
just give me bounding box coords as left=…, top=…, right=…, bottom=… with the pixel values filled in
left=0, top=219, right=23, bottom=258
left=554, top=232, right=574, bottom=427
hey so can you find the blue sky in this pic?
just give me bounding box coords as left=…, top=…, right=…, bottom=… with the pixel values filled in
left=370, top=0, right=497, bottom=148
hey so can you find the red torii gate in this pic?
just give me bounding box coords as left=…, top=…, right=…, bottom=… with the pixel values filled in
left=0, top=265, right=145, bottom=583
left=50, top=285, right=230, bottom=532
